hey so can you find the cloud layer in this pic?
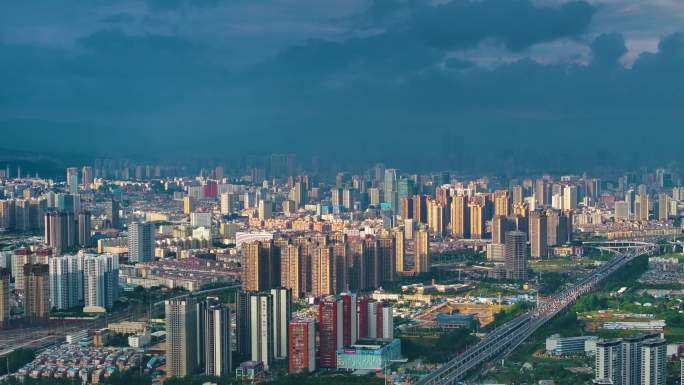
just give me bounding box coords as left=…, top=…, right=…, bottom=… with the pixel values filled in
left=1, top=0, right=684, bottom=172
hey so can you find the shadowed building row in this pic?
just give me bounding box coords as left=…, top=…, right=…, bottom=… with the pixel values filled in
left=243, top=229, right=430, bottom=298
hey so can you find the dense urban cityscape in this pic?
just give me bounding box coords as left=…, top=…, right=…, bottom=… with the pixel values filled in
left=4, top=0, right=684, bottom=384
left=0, top=160, right=682, bottom=385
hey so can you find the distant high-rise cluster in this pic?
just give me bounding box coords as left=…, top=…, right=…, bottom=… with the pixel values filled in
left=1, top=156, right=683, bottom=383
left=44, top=210, right=91, bottom=254
left=241, top=231, right=413, bottom=297
left=231, top=288, right=393, bottom=373
left=0, top=197, right=47, bottom=232
left=48, top=253, right=119, bottom=312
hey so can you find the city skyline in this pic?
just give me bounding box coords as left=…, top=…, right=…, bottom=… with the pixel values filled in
left=1, top=161, right=683, bottom=384
left=2, top=2, right=684, bottom=385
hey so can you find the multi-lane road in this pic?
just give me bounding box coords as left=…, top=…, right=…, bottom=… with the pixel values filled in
left=416, top=242, right=657, bottom=385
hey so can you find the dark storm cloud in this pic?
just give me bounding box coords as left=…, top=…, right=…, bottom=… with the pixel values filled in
left=145, top=0, right=229, bottom=12
left=1, top=0, right=684, bottom=171
left=641, top=32, right=684, bottom=65
left=346, top=0, right=595, bottom=49
left=409, top=0, right=595, bottom=51
left=78, top=29, right=193, bottom=56
left=255, top=0, right=596, bottom=81
left=101, top=13, right=138, bottom=25
left=590, top=32, right=627, bottom=67
left=366, top=0, right=403, bottom=21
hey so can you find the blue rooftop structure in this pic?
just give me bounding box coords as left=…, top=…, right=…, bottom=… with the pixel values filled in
left=436, top=313, right=477, bottom=330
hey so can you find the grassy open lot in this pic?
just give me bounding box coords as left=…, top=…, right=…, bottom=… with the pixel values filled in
left=529, top=257, right=583, bottom=272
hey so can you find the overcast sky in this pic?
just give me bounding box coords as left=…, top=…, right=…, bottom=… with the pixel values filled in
left=1, top=0, right=684, bottom=171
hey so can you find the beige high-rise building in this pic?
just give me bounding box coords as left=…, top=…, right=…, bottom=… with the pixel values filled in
left=492, top=215, right=514, bottom=244
left=638, top=193, right=650, bottom=221
left=165, top=297, right=198, bottom=377
left=242, top=241, right=277, bottom=292
left=529, top=210, right=548, bottom=258
left=220, top=192, right=233, bottom=215
left=311, top=246, right=333, bottom=297
left=469, top=200, right=485, bottom=239
left=12, top=253, right=30, bottom=292
left=393, top=227, right=405, bottom=273
left=658, top=193, right=670, bottom=221
left=413, top=195, right=427, bottom=224
left=401, top=197, right=413, bottom=221
left=535, top=178, right=548, bottom=207
left=258, top=199, right=272, bottom=220
left=0, top=268, right=9, bottom=329
left=330, top=188, right=342, bottom=207
left=292, top=181, right=307, bottom=209
left=494, top=190, right=510, bottom=217
left=451, top=194, right=470, bottom=238
left=368, top=188, right=381, bottom=206
left=512, top=185, right=523, bottom=205
left=427, top=199, right=445, bottom=237
left=24, top=263, right=49, bottom=323
left=280, top=244, right=302, bottom=297
left=13, top=253, right=49, bottom=291
left=242, top=241, right=263, bottom=292
left=415, top=226, right=430, bottom=273
left=342, top=188, right=355, bottom=210
left=426, top=198, right=435, bottom=231
left=183, top=196, right=195, bottom=215
left=563, top=185, right=578, bottom=210
left=546, top=209, right=560, bottom=246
